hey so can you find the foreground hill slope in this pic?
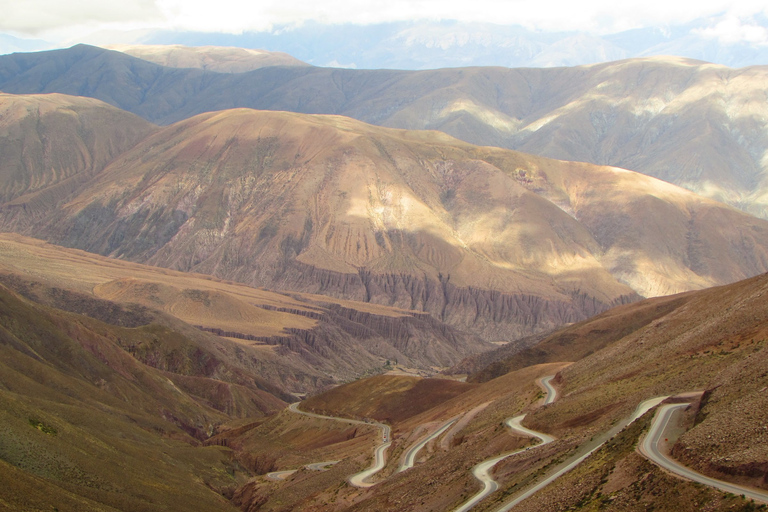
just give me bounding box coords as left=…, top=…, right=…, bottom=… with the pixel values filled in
left=234, top=274, right=768, bottom=511
left=0, top=283, right=251, bottom=511
left=3, top=46, right=768, bottom=217
left=483, top=277, right=768, bottom=512
left=3, top=101, right=768, bottom=339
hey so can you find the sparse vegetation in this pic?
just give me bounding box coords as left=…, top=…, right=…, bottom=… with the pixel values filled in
left=28, top=419, right=57, bottom=436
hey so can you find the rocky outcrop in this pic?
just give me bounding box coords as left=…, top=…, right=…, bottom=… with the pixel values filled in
left=672, top=442, right=768, bottom=489
left=248, top=262, right=639, bottom=342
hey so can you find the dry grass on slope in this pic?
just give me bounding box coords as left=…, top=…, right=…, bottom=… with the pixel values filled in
left=0, top=284, right=250, bottom=512
left=517, top=273, right=768, bottom=492
left=302, top=375, right=477, bottom=425
left=490, top=411, right=763, bottom=512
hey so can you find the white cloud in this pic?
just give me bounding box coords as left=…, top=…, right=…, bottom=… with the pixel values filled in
left=694, top=16, right=768, bottom=46
left=1, top=0, right=768, bottom=41
left=147, top=0, right=768, bottom=35
left=326, top=60, right=357, bottom=68
left=0, top=0, right=162, bottom=34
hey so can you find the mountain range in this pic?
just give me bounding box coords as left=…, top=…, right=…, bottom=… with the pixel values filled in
left=9, top=15, right=768, bottom=69
left=3, top=44, right=768, bottom=221
left=0, top=41, right=767, bottom=512
left=106, top=44, right=309, bottom=72
left=3, top=92, right=768, bottom=342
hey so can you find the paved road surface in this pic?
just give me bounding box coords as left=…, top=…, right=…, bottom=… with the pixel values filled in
left=453, top=375, right=559, bottom=512
left=493, top=396, right=668, bottom=511
left=348, top=439, right=392, bottom=487
left=306, top=461, right=340, bottom=471
left=266, top=469, right=297, bottom=481
left=640, top=403, right=768, bottom=504
left=399, top=418, right=457, bottom=472
left=506, top=415, right=555, bottom=445
left=540, top=376, right=557, bottom=405
left=287, top=402, right=391, bottom=488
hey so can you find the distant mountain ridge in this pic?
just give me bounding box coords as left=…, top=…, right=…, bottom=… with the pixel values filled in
left=136, top=17, right=768, bottom=69
left=2, top=93, right=768, bottom=342
left=2, top=45, right=768, bottom=220
left=106, top=44, right=309, bottom=72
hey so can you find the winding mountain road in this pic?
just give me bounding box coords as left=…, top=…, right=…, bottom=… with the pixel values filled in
left=540, top=375, right=557, bottom=405
left=399, top=418, right=457, bottom=472
left=348, top=438, right=392, bottom=487
left=306, top=460, right=341, bottom=471
left=493, top=396, right=667, bottom=511
left=640, top=403, right=768, bottom=504
left=286, top=402, right=391, bottom=488
left=453, top=375, right=558, bottom=512
left=278, top=381, right=765, bottom=508
left=266, top=469, right=298, bottom=481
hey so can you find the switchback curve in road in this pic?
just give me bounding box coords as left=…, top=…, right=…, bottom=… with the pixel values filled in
left=453, top=375, right=559, bottom=512
left=266, top=469, right=297, bottom=481
left=640, top=403, right=768, bottom=504
left=286, top=402, right=391, bottom=488
left=399, top=418, right=457, bottom=473
left=306, top=460, right=341, bottom=471
left=493, top=395, right=668, bottom=512
left=348, top=440, right=392, bottom=487
left=540, top=375, right=557, bottom=405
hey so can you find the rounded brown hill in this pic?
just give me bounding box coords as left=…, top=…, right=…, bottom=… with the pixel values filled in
left=0, top=93, right=155, bottom=229
left=30, top=108, right=768, bottom=341
left=301, top=374, right=476, bottom=425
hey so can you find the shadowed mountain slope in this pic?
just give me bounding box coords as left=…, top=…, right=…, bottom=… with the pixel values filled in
left=3, top=102, right=768, bottom=340
left=3, top=46, right=768, bottom=217
left=0, top=233, right=487, bottom=387
left=455, top=292, right=692, bottom=381
left=0, top=282, right=259, bottom=511
left=0, top=92, right=155, bottom=229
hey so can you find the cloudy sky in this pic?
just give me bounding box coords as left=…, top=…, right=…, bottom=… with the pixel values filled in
left=2, top=0, right=768, bottom=45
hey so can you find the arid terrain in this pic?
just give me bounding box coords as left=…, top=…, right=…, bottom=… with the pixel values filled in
left=0, top=233, right=487, bottom=390
left=225, top=273, right=768, bottom=512
left=3, top=93, right=768, bottom=343
left=0, top=43, right=767, bottom=512
left=4, top=46, right=768, bottom=218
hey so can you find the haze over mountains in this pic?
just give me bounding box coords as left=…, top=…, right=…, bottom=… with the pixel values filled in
left=6, top=14, right=768, bottom=69
left=3, top=45, right=768, bottom=220
left=106, top=44, right=309, bottom=72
